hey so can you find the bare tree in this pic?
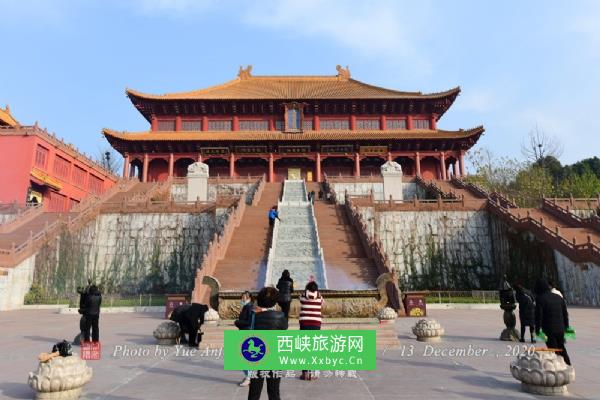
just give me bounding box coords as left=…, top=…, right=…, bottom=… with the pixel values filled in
left=96, top=147, right=122, bottom=175
left=521, top=125, right=564, bottom=163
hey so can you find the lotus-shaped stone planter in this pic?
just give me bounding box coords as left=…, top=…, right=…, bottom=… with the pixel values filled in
left=412, top=319, right=444, bottom=342
left=510, top=350, right=575, bottom=395
left=153, top=321, right=181, bottom=345
left=377, top=307, right=397, bottom=324
left=28, top=355, right=92, bottom=400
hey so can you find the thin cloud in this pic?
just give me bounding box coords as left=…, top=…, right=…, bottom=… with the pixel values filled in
left=243, top=0, right=433, bottom=74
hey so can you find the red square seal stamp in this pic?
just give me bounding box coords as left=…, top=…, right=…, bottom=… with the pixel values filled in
left=80, top=342, right=102, bottom=360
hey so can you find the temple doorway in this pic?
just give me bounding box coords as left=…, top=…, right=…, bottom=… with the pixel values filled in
left=287, top=168, right=301, bottom=180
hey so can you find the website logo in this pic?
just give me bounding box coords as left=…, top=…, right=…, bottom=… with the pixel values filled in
left=241, top=337, right=266, bottom=362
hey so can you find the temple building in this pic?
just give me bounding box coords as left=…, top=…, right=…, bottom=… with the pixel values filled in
left=104, top=66, right=484, bottom=182
left=0, top=106, right=117, bottom=211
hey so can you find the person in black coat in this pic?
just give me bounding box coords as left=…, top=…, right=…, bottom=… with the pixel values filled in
left=235, top=291, right=254, bottom=387
left=170, top=303, right=209, bottom=347
left=276, top=270, right=293, bottom=319
left=81, top=285, right=102, bottom=342
left=515, top=283, right=536, bottom=343
left=534, top=278, right=571, bottom=365
left=248, top=287, right=288, bottom=400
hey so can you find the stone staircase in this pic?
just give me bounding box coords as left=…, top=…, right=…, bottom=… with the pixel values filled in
left=200, top=320, right=400, bottom=350
left=430, top=178, right=600, bottom=265
left=312, top=201, right=378, bottom=289
left=213, top=183, right=282, bottom=290
left=266, top=180, right=328, bottom=288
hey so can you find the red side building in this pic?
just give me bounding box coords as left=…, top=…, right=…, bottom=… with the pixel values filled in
left=104, top=66, right=483, bottom=182
left=0, top=106, right=117, bottom=211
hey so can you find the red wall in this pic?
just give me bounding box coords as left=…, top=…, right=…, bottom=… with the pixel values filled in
left=0, top=132, right=117, bottom=211
left=0, top=135, right=36, bottom=203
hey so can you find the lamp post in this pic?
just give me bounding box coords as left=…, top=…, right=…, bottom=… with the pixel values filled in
left=104, top=151, right=111, bottom=171
left=498, top=274, right=519, bottom=341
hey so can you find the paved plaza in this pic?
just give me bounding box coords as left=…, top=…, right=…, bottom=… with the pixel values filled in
left=0, top=308, right=598, bottom=400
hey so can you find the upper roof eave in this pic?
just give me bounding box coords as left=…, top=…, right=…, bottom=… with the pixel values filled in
left=102, top=126, right=484, bottom=142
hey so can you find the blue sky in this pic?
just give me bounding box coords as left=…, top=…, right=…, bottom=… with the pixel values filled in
left=1, top=0, right=599, bottom=165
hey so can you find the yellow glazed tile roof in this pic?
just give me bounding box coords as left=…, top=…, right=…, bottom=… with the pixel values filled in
left=0, top=105, right=18, bottom=126
left=126, top=66, right=460, bottom=101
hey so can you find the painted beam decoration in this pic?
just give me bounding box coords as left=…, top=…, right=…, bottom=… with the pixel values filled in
left=201, top=147, right=229, bottom=157
left=321, top=144, right=354, bottom=154
left=360, top=146, right=388, bottom=155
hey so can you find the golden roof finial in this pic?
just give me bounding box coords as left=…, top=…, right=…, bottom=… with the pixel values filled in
left=336, top=65, right=351, bottom=80
left=238, top=65, right=253, bottom=80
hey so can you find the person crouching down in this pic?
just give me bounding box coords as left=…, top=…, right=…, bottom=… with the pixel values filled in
left=248, top=287, right=288, bottom=400
left=169, top=303, right=209, bottom=348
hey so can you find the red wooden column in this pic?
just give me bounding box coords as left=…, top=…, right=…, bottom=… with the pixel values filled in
left=269, top=116, right=275, bottom=131
left=142, top=154, right=149, bottom=182
left=202, top=116, right=208, bottom=131
left=168, top=153, right=174, bottom=177
left=151, top=116, right=158, bottom=132
left=415, top=152, right=421, bottom=177
left=175, top=116, right=182, bottom=131
left=440, top=152, right=447, bottom=180
left=354, top=152, right=361, bottom=177
left=430, top=113, right=437, bottom=130
left=407, top=115, right=413, bottom=130
left=350, top=115, right=356, bottom=130
left=232, top=116, right=239, bottom=131
left=380, top=115, right=387, bottom=130
left=229, top=153, right=236, bottom=177
left=316, top=152, right=322, bottom=182
left=459, top=151, right=466, bottom=177
left=313, top=115, right=320, bottom=130
left=268, top=153, right=274, bottom=182
left=123, top=154, right=130, bottom=178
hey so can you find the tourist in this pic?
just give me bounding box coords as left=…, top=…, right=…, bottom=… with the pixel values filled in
left=235, top=291, right=254, bottom=387
left=534, top=278, right=571, bottom=365
left=276, top=270, right=294, bottom=319
left=169, top=303, right=209, bottom=348
left=299, top=281, right=323, bottom=380
left=309, top=190, right=316, bottom=204
left=81, top=284, right=102, bottom=342
left=268, top=206, right=280, bottom=227
left=514, top=283, right=536, bottom=343
left=548, top=278, right=563, bottom=298
left=248, top=287, right=288, bottom=400
left=318, top=189, right=323, bottom=200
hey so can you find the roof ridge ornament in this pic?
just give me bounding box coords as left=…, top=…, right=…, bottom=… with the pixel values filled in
left=238, top=65, right=253, bottom=80
left=336, top=65, right=351, bottom=80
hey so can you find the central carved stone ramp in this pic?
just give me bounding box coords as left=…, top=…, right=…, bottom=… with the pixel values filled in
left=213, top=183, right=282, bottom=290
left=266, top=180, right=327, bottom=288
left=200, top=319, right=400, bottom=349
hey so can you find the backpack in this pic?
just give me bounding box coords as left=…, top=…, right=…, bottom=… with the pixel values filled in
left=52, top=340, right=73, bottom=357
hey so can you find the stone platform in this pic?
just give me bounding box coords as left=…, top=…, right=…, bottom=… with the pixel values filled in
left=1, top=308, right=598, bottom=399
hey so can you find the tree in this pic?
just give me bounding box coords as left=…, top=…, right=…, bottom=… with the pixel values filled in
left=96, top=147, right=122, bottom=175
left=511, top=165, right=555, bottom=206
left=466, top=147, right=523, bottom=193
left=521, top=125, right=564, bottom=164
left=559, top=168, right=600, bottom=198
